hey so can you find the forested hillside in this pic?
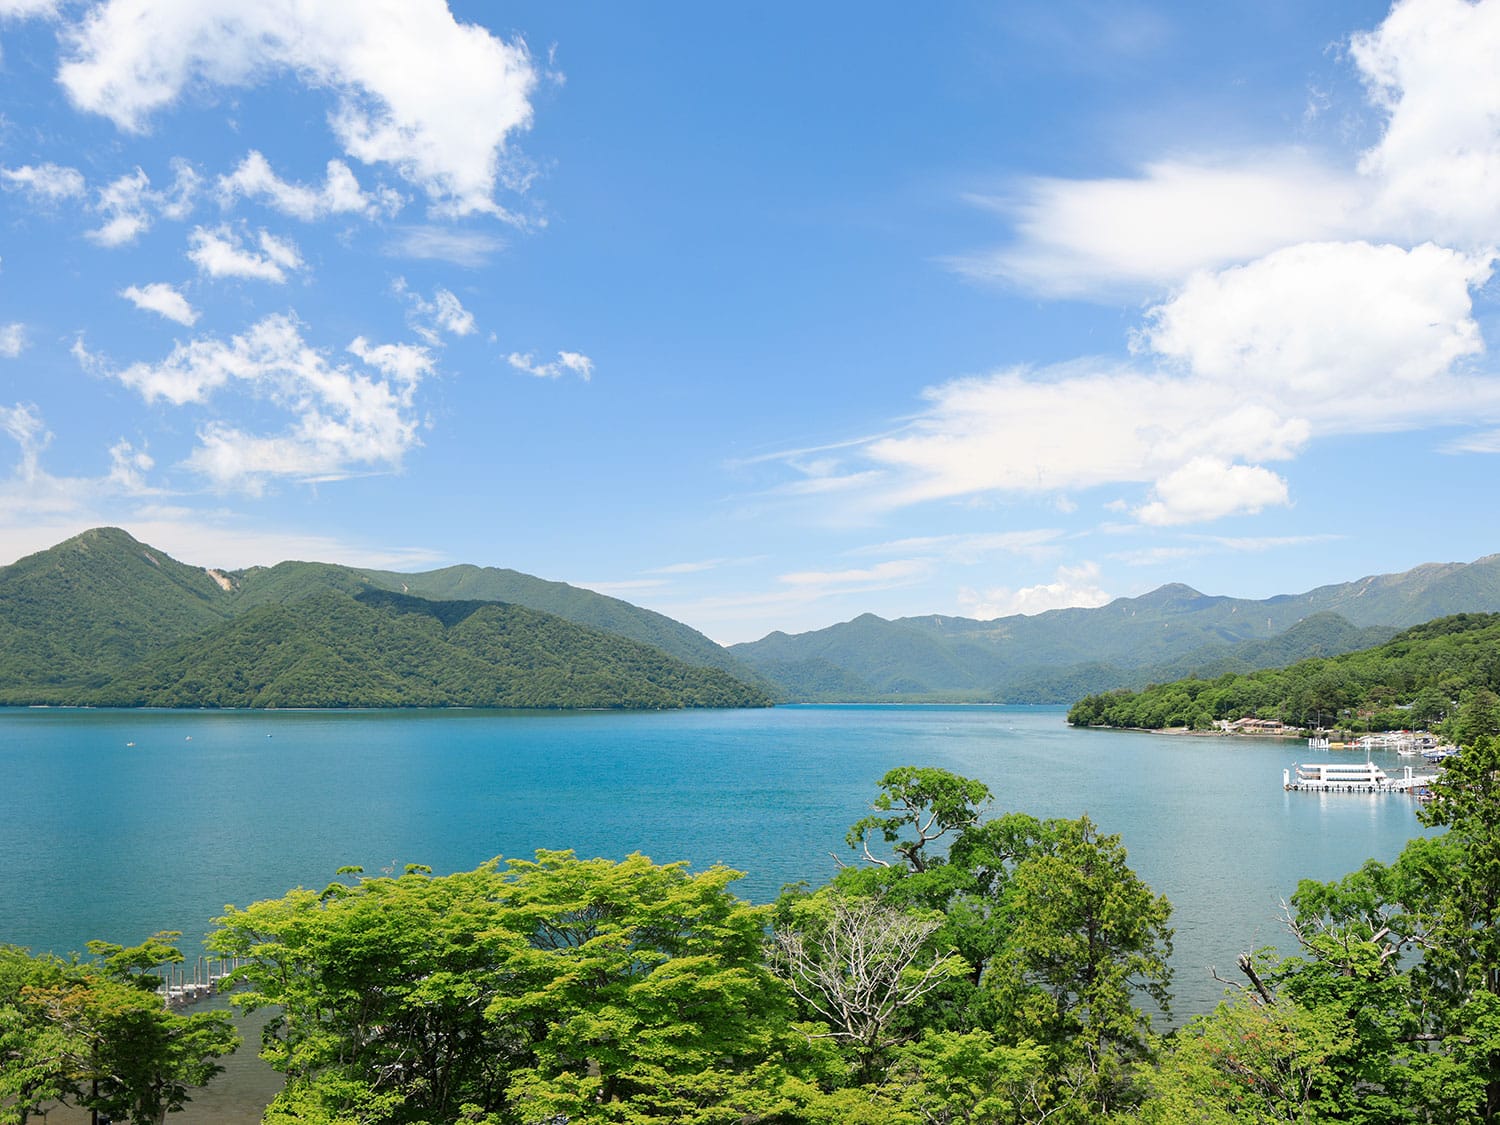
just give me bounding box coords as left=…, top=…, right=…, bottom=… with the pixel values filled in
left=90, top=589, right=769, bottom=709
left=0, top=529, right=770, bottom=710
left=1067, top=612, right=1500, bottom=739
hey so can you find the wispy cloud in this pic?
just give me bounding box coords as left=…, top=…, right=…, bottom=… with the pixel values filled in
left=385, top=225, right=506, bottom=266
left=119, top=282, right=198, bottom=326
left=507, top=350, right=593, bottom=381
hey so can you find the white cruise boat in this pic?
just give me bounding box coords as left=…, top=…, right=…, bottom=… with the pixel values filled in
left=1284, top=761, right=1433, bottom=793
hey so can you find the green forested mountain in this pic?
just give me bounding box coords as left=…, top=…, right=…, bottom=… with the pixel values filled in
left=0, top=527, right=233, bottom=688
left=0, top=529, right=769, bottom=709
left=732, top=557, right=1500, bottom=702
left=354, top=562, right=760, bottom=681
left=89, top=589, right=769, bottom=709
left=1067, top=612, right=1500, bottom=738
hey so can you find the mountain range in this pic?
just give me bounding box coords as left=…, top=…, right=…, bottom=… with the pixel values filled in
left=728, top=555, right=1500, bottom=702
left=4, top=527, right=1500, bottom=708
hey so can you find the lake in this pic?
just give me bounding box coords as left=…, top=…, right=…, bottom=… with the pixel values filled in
left=2, top=702, right=1435, bottom=1025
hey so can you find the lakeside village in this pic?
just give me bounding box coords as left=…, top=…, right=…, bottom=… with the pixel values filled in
left=1210, top=716, right=1458, bottom=795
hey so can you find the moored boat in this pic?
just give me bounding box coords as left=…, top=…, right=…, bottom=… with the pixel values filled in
left=1284, top=760, right=1435, bottom=793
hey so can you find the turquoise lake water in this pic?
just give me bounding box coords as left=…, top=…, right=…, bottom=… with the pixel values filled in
left=1, top=703, right=1436, bottom=1021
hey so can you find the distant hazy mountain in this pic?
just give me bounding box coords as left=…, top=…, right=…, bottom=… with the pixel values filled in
left=731, top=556, right=1500, bottom=702
left=0, top=528, right=769, bottom=709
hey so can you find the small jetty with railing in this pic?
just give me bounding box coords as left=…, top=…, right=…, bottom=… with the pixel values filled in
left=1283, top=760, right=1437, bottom=794
left=151, top=955, right=247, bottom=1009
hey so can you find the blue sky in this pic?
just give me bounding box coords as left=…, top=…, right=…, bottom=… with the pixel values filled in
left=2, top=0, right=1499, bottom=644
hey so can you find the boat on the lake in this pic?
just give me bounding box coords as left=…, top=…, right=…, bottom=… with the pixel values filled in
left=1284, top=760, right=1435, bottom=793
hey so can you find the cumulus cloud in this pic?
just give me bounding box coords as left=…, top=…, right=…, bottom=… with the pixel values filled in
left=790, top=237, right=1500, bottom=524
left=0, top=162, right=85, bottom=203
left=120, top=281, right=198, bottom=326
left=216, top=150, right=402, bottom=220
left=958, top=562, right=1113, bottom=619
left=764, top=0, right=1500, bottom=531
left=0, top=324, right=26, bottom=357
left=1140, top=241, right=1489, bottom=405
left=1352, top=0, right=1500, bottom=246
left=1135, top=457, right=1290, bottom=526
left=88, top=313, right=430, bottom=491
left=188, top=224, right=302, bottom=283
left=58, top=0, right=537, bottom=217
left=507, top=350, right=593, bottom=381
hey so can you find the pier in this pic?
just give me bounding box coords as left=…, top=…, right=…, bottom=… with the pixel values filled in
left=152, top=955, right=247, bottom=1009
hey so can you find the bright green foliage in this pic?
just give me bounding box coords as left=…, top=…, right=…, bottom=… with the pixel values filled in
left=1127, top=995, right=1351, bottom=1124
left=782, top=770, right=1173, bottom=1122
left=845, top=766, right=993, bottom=872
left=1069, top=612, right=1500, bottom=735
left=0, top=939, right=236, bottom=1125
left=887, top=1030, right=1050, bottom=1124
left=211, top=851, right=804, bottom=1125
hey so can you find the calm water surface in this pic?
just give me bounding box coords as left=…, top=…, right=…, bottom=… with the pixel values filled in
left=3, top=703, right=1435, bottom=1023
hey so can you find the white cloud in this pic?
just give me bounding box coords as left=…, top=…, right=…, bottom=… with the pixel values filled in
left=1135, top=457, right=1290, bottom=526
left=89, top=168, right=153, bottom=245
left=960, top=0, right=1500, bottom=299
left=393, top=279, right=475, bottom=344
left=86, top=162, right=198, bottom=245
left=1140, top=241, right=1491, bottom=407
left=959, top=155, right=1363, bottom=297
left=1352, top=0, right=1500, bottom=247
left=508, top=350, right=593, bottom=381
left=0, top=401, right=48, bottom=480
left=106, top=438, right=154, bottom=491
left=120, top=281, right=198, bottom=326
left=58, top=0, right=538, bottom=217
left=0, top=0, right=59, bottom=17
left=90, top=313, right=429, bottom=491
left=217, top=150, right=402, bottom=220
left=385, top=225, right=506, bottom=265
left=188, top=224, right=302, bottom=283
left=958, top=562, right=1113, bottom=619
left=0, top=162, right=85, bottom=202
left=0, top=323, right=26, bottom=357
left=778, top=559, right=929, bottom=589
